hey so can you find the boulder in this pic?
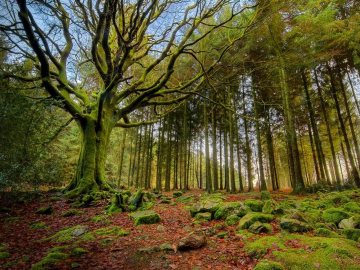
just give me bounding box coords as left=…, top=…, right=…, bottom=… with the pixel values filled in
left=262, top=200, right=283, bottom=215
left=129, top=210, right=161, bottom=226
left=238, top=213, right=274, bottom=230
left=36, top=206, right=53, bottom=215
left=244, top=200, right=264, bottom=212
left=260, top=191, right=271, bottom=201
left=72, top=225, right=88, bottom=237
left=322, top=208, right=350, bottom=225
left=338, top=216, right=360, bottom=229
left=225, top=214, right=241, bottom=226
left=177, top=232, right=206, bottom=251
left=173, top=191, right=183, bottom=198
left=214, top=202, right=247, bottom=220
left=280, top=218, right=312, bottom=233
left=248, top=221, right=272, bottom=234
left=341, top=228, right=360, bottom=241
left=189, top=199, right=221, bottom=217
left=195, top=212, right=212, bottom=221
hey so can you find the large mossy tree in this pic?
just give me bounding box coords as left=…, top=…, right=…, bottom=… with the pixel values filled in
left=0, top=0, right=257, bottom=197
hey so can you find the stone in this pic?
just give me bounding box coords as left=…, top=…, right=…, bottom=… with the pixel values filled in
left=248, top=221, right=272, bottom=234
left=225, top=214, right=241, bottom=226
left=173, top=191, right=183, bottom=198
left=238, top=213, right=274, bottom=230
left=189, top=199, right=221, bottom=217
left=280, top=218, right=312, bottom=233
left=214, top=202, right=247, bottom=220
left=157, top=225, right=166, bottom=232
left=195, top=212, right=212, bottom=221
left=338, top=216, right=360, bottom=229
left=244, top=200, right=264, bottom=212
left=72, top=225, right=88, bottom=237
left=322, top=208, right=350, bottom=225
left=177, top=232, right=206, bottom=251
left=129, top=210, right=161, bottom=226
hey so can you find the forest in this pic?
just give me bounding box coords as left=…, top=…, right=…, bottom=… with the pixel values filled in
left=0, top=0, right=360, bottom=269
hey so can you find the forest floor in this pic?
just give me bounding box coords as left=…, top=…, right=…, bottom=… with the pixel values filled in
left=0, top=189, right=360, bottom=270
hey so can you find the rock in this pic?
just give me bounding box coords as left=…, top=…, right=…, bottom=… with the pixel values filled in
left=238, top=213, right=274, bottom=230
left=280, top=218, right=312, bottom=233
left=341, top=228, right=360, bottom=241
left=128, top=189, right=144, bottom=209
left=177, top=232, right=206, bottom=251
left=138, top=243, right=174, bottom=253
left=287, top=211, right=308, bottom=223
left=244, top=200, right=264, bottom=212
left=254, top=260, right=284, bottom=270
left=189, top=199, right=222, bottom=217
left=159, top=243, right=174, bottom=252
left=314, top=228, right=339, bottom=238
left=248, top=221, right=272, bottom=234
left=173, top=191, right=183, bottom=198
left=129, top=210, right=161, bottom=226
left=322, top=208, right=350, bottom=225
left=262, top=200, right=283, bottom=215
left=214, top=202, right=247, bottom=220
left=36, top=206, right=53, bottom=215
left=72, top=225, right=88, bottom=237
left=195, top=212, right=212, bottom=221
left=225, top=214, right=241, bottom=226
left=338, top=216, right=360, bottom=229
left=157, top=225, right=166, bottom=232
left=260, top=191, right=271, bottom=201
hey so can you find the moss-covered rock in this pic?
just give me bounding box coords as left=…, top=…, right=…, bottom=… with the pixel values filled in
left=189, top=196, right=223, bottom=217
left=36, top=206, right=53, bottom=215
left=30, top=222, right=48, bottom=229
left=31, top=246, right=68, bottom=270
left=129, top=210, right=161, bottom=225
left=0, top=251, right=10, bottom=259
left=342, top=228, right=360, bottom=241
left=62, top=209, right=83, bottom=217
left=194, top=212, right=212, bottom=221
left=173, top=191, right=183, bottom=198
left=70, top=247, right=87, bottom=257
left=322, top=208, right=350, bottom=225
left=216, top=231, right=228, bottom=239
left=343, top=202, right=360, bottom=214
left=214, top=202, right=247, bottom=220
left=238, top=213, right=274, bottom=230
left=176, top=195, right=194, bottom=204
left=46, top=225, right=95, bottom=243
left=248, top=221, right=272, bottom=234
left=338, top=215, right=360, bottom=229
left=280, top=218, right=312, bottom=233
left=314, top=228, right=340, bottom=238
left=244, top=199, right=264, bottom=212
left=254, top=260, right=284, bottom=270
left=260, top=191, right=271, bottom=201
left=225, top=214, right=240, bottom=226
left=262, top=200, right=284, bottom=215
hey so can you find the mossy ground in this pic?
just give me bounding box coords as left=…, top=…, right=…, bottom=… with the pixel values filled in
left=1, top=189, right=360, bottom=269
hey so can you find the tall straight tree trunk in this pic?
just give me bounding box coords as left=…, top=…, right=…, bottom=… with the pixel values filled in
left=219, top=131, right=223, bottom=190
left=204, top=100, right=212, bottom=192
left=347, top=71, right=360, bottom=116
left=228, top=94, right=236, bottom=193
left=278, top=55, right=305, bottom=192
left=252, top=85, right=267, bottom=191
left=127, top=130, right=135, bottom=187
left=265, top=108, right=279, bottom=190
left=314, top=69, right=341, bottom=184
left=212, top=108, right=219, bottom=191
left=235, top=119, right=244, bottom=192
left=135, top=126, right=143, bottom=188
left=328, top=65, right=360, bottom=187
left=117, top=129, right=127, bottom=188
left=341, top=141, right=351, bottom=179
left=130, top=127, right=140, bottom=187
left=337, top=67, right=360, bottom=168
left=224, top=124, right=230, bottom=192
left=302, top=70, right=330, bottom=183
left=307, top=122, right=320, bottom=183
left=199, top=135, right=203, bottom=189
left=156, top=120, right=165, bottom=191
left=243, top=83, right=253, bottom=192
left=145, top=126, right=154, bottom=189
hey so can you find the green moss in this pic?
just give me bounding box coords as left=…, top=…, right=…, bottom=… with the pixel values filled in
left=322, top=208, right=350, bottom=225
left=4, top=216, right=20, bottom=223
left=342, top=228, right=360, bottom=241
left=176, top=195, right=193, bottom=204
left=254, top=260, right=284, bottom=270
left=248, top=221, right=272, bottom=234
left=71, top=247, right=87, bottom=257
left=62, top=209, right=83, bottom=217
left=0, top=252, right=10, bottom=259
left=261, top=191, right=271, bottom=201
left=217, top=231, right=228, bottom=238
left=90, top=215, right=111, bottom=224
left=280, top=218, right=312, bottom=233
left=36, top=206, right=53, bottom=215
left=30, top=222, right=48, bottom=229
left=238, top=213, right=274, bottom=230
left=225, top=214, right=240, bottom=226
left=173, top=191, right=183, bottom=198
left=46, top=225, right=94, bottom=243
left=195, top=212, right=212, bottom=221
left=314, top=228, right=340, bottom=238
left=31, top=247, right=69, bottom=270
left=343, top=202, right=360, bottom=214
left=246, top=234, right=360, bottom=269
left=214, top=202, right=247, bottom=220
left=138, top=201, right=154, bottom=211
left=95, top=226, right=130, bottom=237
left=244, top=199, right=264, bottom=212
left=129, top=210, right=161, bottom=226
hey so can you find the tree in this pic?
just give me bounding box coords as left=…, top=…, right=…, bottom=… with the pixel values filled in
left=1, top=0, right=256, bottom=197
